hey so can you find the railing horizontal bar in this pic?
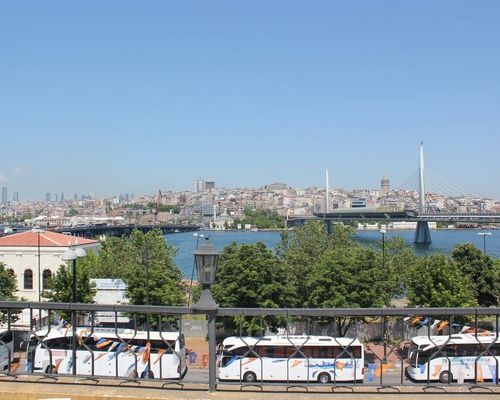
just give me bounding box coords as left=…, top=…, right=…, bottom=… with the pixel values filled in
left=1, top=302, right=499, bottom=316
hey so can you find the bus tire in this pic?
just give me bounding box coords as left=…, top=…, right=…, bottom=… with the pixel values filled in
left=439, top=370, right=453, bottom=384
left=318, top=372, right=331, bottom=384
left=243, top=371, right=257, bottom=383
left=140, top=370, right=154, bottom=379
left=45, top=365, right=56, bottom=374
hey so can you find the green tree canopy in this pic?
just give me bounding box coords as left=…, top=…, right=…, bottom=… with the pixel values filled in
left=234, top=207, right=285, bottom=229
left=213, top=242, right=296, bottom=334
left=0, top=262, right=17, bottom=301
left=406, top=254, right=477, bottom=308
left=44, top=262, right=97, bottom=304
left=123, top=229, right=185, bottom=308
left=277, top=221, right=356, bottom=305
left=451, top=243, right=499, bottom=306
left=0, top=262, right=18, bottom=324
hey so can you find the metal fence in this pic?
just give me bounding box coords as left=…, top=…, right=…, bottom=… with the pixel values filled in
left=0, top=301, right=499, bottom=392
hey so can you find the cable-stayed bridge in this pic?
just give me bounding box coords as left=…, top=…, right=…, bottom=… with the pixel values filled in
left=288, top=144, right=500, bottom=244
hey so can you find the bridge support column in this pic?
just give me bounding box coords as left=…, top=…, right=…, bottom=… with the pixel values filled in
left=414, top=221, right=432, bottom=244
left=325, top=220, right=332, bottom=235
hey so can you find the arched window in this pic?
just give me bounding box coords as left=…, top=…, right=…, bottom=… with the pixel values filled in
left=24, top=269, right=33, bottom=290
left=42, top=269, right=52, bottom=290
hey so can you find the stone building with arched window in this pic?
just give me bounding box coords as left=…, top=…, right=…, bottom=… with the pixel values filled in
left=0, top=230, right=100, bottom=303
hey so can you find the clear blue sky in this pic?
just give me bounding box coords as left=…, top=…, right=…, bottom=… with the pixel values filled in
left=1, top=1, right=499, bottom=200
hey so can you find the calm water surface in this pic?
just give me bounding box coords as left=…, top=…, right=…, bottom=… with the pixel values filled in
left=165, top=229, right=500, bottom=278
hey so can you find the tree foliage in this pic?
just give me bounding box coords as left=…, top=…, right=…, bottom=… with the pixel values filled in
left=0, top=262, right=17, bottom=301
left=234, top=207, right=284, bottom=229
left=0, top=262, right=18, bottom=324
left=451, top=243, right=500, bottom=306
left=122, top=229, right=185, bottom=308
left=213, top=242, right=296, bottom=334
left=405, top=254, right=477, bottom=307
left=44, top=263, right=97, bottom=304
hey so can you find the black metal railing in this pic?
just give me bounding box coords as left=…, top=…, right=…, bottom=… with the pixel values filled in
left=0, top=302, right=499, bottom=391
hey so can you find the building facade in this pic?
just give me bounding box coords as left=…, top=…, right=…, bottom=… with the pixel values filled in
left=0, top=230, right=100, bottom=303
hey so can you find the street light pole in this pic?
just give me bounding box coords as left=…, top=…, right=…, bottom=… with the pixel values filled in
left=477, top=232, right=492, bottom=254
left=188, top=232, right=204, bottom=307
left=380, top=227, right=387, bottom=364
left=193, top=238, right=220, bottom=392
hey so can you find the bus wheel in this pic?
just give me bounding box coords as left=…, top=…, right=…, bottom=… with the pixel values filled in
left=439, top=371, right=453, bottom=384
left=318, top=372, right=331, bottom=384
left=243, top=371, right=257, bottom=383
left=45, top=365, right=56, bottom=374
left=140, top=370, right=154, bottom=379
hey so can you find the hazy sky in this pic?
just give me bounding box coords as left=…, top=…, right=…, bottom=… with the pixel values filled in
left=1, top=1, right=499, bottom=200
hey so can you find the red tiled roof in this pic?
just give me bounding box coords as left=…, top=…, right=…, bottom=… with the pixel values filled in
left=0, top=230, right=99, bottom=247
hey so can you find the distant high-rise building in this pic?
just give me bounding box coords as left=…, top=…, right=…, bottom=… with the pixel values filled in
left=1, top=187, right=7, bottom=205
left=13, top=192, right=19, bottom=202
left=195, top=179, right=206, bottom=193
left=74, top=193, right=78, bottom=201
left=381, top=175, right=390, bottom=195
left=45, top=192, right=51, bottom=202
left=55, top=193, right=59, bottom=202
left=60, top=192, right=64, bottom=202
left=205, top=181, right=215, bottom=190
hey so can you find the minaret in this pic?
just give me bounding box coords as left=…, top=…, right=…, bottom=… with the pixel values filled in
left=325, top=168, right=330, bottom=213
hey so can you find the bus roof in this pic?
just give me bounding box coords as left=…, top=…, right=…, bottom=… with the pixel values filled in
left=32, top=327, right=181, bottom=341
left=411, top=334, right=500, bottom=349
left=222, top=335, right=362, bottom=348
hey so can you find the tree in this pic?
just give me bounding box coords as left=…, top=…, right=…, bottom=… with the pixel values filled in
left=405, top=254, right=477, bottom=308
left=123, top=229, right=186, bottom=308
left=88, top=237, right=133, bottom=280
left=0, top=262, right=16, bottom=301
left=213, top=242, right=296, bottom=334
left=305, top=245, right=395, bottom=335
left=0, top=262, right=18, bottom=324
left=44, top=263, right=97, bottom=304
left=451, top=244, right=500, bottom=306
left=276, top=221, right=355, bottom=306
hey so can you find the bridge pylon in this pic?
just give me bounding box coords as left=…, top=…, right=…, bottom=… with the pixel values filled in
left=415, top=142, right=431, bottom=244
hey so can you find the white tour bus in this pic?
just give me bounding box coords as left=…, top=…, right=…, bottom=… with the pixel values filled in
left=26, top=327, right=187, bottom=379
left=406, top=334, right=500, bottom=383
left=0, top=329, right=14, bottom=372
left=217, top=335, right=364, bottom=383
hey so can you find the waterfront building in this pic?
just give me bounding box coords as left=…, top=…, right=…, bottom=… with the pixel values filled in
left=0, top=230, right=100, bottom=326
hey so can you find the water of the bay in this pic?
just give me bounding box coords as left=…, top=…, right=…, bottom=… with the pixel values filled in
left=165, top=229, right=500, bottom=278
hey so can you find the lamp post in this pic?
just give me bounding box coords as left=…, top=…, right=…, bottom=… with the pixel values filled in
left=188, top=233, right=204, bottom=306
left=193, top=237, right=219, bottom=392
left=380, top=227, right=387, bottom=364
left=62, top=241, right=86, bottom=376
left=380, top=228, right=387, bottom=272
left=477, top=232, right=492, bottom=254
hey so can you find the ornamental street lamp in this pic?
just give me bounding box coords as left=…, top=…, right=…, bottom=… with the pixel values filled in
left=61, top=241, right=86, bottom=376
left=477, top=232, right=492, bottom=254
left=193, top=237, right=219, bottom=392
left=188, top=233, right=204, bottom=306
left=193, top=237, right=219, bottom=310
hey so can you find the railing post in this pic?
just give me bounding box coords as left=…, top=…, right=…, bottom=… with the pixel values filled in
left=208, top=309, right=217, bottom=392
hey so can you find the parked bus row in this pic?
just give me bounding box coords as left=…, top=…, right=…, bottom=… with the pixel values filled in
left=1, top=329, right=499, bottom=384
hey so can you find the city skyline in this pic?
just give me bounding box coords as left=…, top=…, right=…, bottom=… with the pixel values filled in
left=1, top=2, right=500, bottom=199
